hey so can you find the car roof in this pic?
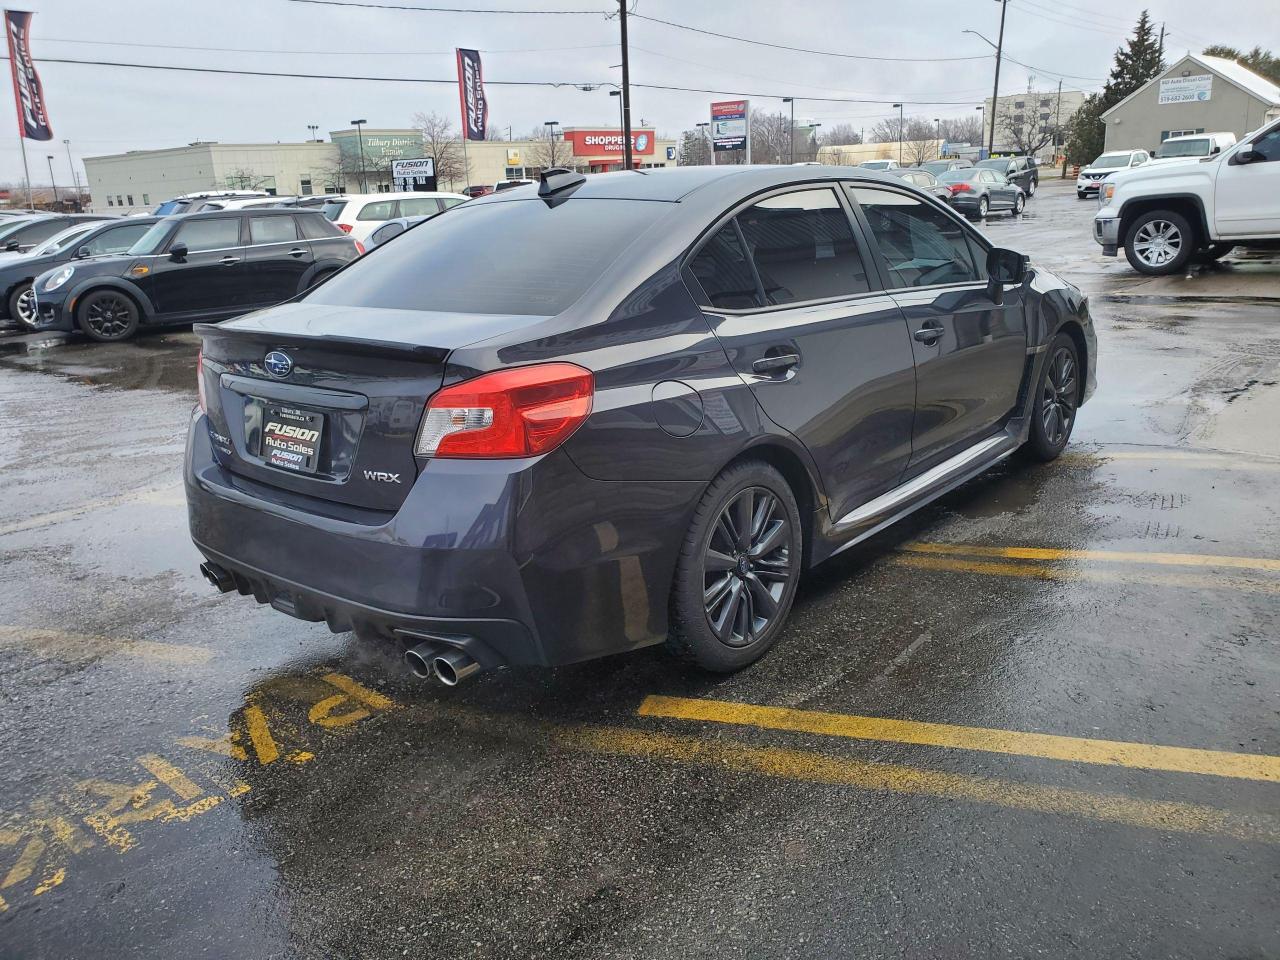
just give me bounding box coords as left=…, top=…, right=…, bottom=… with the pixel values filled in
left=174, top=207, right=319, bottom=220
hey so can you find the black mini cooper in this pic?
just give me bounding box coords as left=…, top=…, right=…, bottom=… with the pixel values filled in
left=32, top=208, right=361, bottom=341
left=188, top=167, right=1095, bottom=683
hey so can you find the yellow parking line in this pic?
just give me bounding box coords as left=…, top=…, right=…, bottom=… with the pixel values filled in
left=0, top=626, right=212, bottom=665
left=0, top=486, right=183, bottom=537
left=1065, top=450, right=1280, bottom=470
left=568, top=725, right=1280, bottom=844
left=891, top=553, right=1280, bottom=594
left=902, top=542, right=1280, bottom=573
left=637, top=696, right=1280, bottom=783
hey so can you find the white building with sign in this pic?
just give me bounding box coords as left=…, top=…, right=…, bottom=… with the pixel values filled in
left=1101, top=53, right=1280, bottom=153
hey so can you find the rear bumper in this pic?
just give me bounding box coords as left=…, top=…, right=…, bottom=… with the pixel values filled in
left=185, top=411, right=701, bottom=667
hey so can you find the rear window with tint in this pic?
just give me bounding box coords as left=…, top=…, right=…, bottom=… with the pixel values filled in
left=356, top=200, right=396, bottom=221
left=321, top=200, right=348, bottom=221
left=397, top=197, right=440, bottom=216
left=306, top=198, right=666, bottom=316
left=296, top=213, right=342, bottom=239
left=249, top=216, right=298, bottom=244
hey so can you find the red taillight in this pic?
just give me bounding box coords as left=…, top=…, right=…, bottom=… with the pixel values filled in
left=337, top=223, right=353, bottom=233
left=415, top=363, right=594, bottom=459
left=196, top=347, right=207, bottom=413
left=948, top=182, right=973, bottom=194
left=354, top=240, right=366, bottom=255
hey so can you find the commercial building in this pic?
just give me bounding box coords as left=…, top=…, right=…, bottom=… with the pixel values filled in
left=983, top=89, right=1087, bottom=156
left=1100, top=54, right=1280, bottom=153
left=84, top=127, right=677, bottom=213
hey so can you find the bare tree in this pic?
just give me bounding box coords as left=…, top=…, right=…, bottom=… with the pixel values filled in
left=819, top=124, right=863, bottom=147
left=868, top=117, right=904, bottom=145
left=677, top=129, right=712, bottom=166
left=223, top=167, right=274, bottom=190
left=749, top=109, right=792, bottom=164
left=525, top=125, right=573, bottom=169
left=993, top=103, right=1054, bottom=155
left=411, top=111, right=467, bottom=189
left=902, top=118, right=941, bottom=165
left=940, top=115, right=982, bottom=145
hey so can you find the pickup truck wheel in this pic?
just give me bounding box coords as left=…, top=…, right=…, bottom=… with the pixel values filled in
left=666, top=460, right=803, bottom=673
left=1023, top=333, right=1080, bottom=462
left=1124, top=210, right=1195, bottom=276
left=1195, top=243, right=1235, bottom=263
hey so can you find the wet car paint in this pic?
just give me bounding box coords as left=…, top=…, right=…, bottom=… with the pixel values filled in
left=0, top=180, right=1278, bottom=959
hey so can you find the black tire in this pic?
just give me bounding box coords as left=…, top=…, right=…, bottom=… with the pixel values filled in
left=1077, top=191, right=1088, bottom=200
left=968, top=196, right=989, bottom=221
left=1123, top=209, right=1196, bottom=276
left=1012, top=194, right=1025, bottom=216
left=1195, top=243, right=1235, bottom=263
left=76, top=289, right=140, bottom=342
left=7, top=281, right=35, bottom=329
left=666, top=460, right=803, bottom=673
left=1023, top=333, right=1080, bottom=462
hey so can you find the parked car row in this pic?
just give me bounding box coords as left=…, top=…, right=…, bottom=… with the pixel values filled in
left=20, top=208, right=362, bottom=341
left=853, top=155, right=1036, bottom=220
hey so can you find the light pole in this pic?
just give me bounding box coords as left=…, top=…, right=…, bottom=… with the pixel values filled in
left=892, top=103, right=904, bottom=164
left=62, top=138, right=80, bottom=208
left=350, top=119, right=368, bottom=192
left=307, top=124, right=319, bottom=142
left=46, top=155, right=58, bottom=205
left=617, top=0, right=633, bottom=171
left=544, top=121, right=560, bottom=168
left=976, top=105, right=986, bottom=157
left=782, top=97, right=795, bottom=164
left=696, top=121, right=713, bottom=166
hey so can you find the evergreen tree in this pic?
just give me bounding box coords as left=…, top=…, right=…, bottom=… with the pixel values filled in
left=1203, top=44, right=1280, bottom=85
left=1064, top=94, right=1107, bottom=165
left=1102, top=10, right=1165, bottom=107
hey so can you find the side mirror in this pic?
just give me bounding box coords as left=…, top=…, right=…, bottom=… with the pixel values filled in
left=169, top=241, right=188, bottom=261
left=75, top=245, right=91, bottom=259
left=1229, top=148, right=1263, bottom=166
left=1211, top=145, right=1221, bottom=154
left=4, top=239, right=19, bottom=251
left=986, top=247, right=1029, bottom=306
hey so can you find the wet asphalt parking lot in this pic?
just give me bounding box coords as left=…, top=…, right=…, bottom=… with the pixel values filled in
left=1, top=180, right=1278, bottom=960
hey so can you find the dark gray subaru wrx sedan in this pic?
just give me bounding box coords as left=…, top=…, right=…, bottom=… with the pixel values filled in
left=187, top=166, right=1096, bottom=684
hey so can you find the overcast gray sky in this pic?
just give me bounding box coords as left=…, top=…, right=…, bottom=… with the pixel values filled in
left=4, top=0, right=1276, bottom=185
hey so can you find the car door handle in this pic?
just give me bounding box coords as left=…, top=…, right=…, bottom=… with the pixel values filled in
left=752, top=353, right=800, bottom=374
left=288, top=248, right=306, bottom=257
left=913, top=324, right=944, bottom=344
left=219, top=256, right=241, bottom=265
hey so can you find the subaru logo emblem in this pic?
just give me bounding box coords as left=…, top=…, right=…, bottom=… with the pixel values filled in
left=264, top=351, right=293, bottom=378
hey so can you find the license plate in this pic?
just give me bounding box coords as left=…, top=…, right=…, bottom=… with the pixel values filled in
left=260, top=404, right=324, bottom=473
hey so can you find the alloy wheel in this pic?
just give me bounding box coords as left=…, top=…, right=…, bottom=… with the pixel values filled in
left=1040, top=347, right=1078, bottom=447
left=1132, top=219, right=1182, bottom=267
left=84, top=294, right=133, bottom=339
left=978, top=197, right=989, bottom=218
left=14, top=286, right=36, bottom=326
left=703, top=486, right=792, bottom=648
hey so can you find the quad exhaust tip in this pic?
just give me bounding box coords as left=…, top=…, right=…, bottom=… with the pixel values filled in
left=403, top=642, right=481, bottom=685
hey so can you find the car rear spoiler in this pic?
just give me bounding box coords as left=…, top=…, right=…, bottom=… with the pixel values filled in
left=192, top=323, right=449, bottom=363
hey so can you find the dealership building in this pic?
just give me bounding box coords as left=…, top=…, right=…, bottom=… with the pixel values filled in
left=1101, top=53, right=1280, bottom=152
left=84, top=126, right=676, bottom=213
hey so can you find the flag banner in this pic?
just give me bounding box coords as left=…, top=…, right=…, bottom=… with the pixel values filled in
left=455, top=48, right=488, bottom=142
left=5, top=10, right=52, bottom=140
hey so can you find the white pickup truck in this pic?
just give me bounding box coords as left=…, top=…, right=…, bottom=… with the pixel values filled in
left=1093, top=118, right=1280, bottom=275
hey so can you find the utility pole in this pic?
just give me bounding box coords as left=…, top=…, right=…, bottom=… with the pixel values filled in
left=46, top=155, right=58, bottom=205
left=62, top=139, right=80, bottom=207
left=618, top=0, right=634, bottom=171
left=1054, top=79, right=1063, bottom=164
left=1157, top=23, right=1167, bottom=65
left=350, top=119, right=368, bottom=192
left=988, top=0, right=1009, bottom=158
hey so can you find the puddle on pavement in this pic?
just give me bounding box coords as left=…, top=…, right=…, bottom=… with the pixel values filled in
left=0, top=330, right=197, bottom=395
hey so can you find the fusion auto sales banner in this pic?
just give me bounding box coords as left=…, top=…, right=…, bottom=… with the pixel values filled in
left=455, top=48, right=488, bottom=141
left=4, top=10, right=52, bottom=140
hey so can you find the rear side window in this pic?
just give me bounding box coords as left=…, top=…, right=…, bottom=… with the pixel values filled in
left=370, top=221, right=406, bottom=246
left=306, top=198, right=666, bottom=316
left=735, top=188, right=870, bottom=305
left=84, top=222, right=153, bottom=256
left=249, top=216, right=298, bottom=244
left=356, top=200, right=396, bottom=221
left=321, top=200, right=348, bottom=221
left=12, top=219, right=66, bottom=246
left=440, top=197, right=465, bottom=210
left=173, top=218, right=241, bottom=252
left=689, top=224, right=761, bottom=309
left=296, top=213, right=342, bottom=239
left=851, top=187, right=979, bottom=288
left=397, top=197, right=440, bottom=216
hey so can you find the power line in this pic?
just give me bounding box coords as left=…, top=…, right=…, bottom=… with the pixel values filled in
left=284, top=0, right=605, bottom=12
left=34, top=36, right=617, bottom=56
left=1009, top=1, right=1130, bottom=38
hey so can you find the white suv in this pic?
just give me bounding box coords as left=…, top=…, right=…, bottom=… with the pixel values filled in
left=1093, top=119, right=1280, bottom=275
left=321, top=191, right=468, bottom=243
left=1076, top=149, right=1149, bottom=199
